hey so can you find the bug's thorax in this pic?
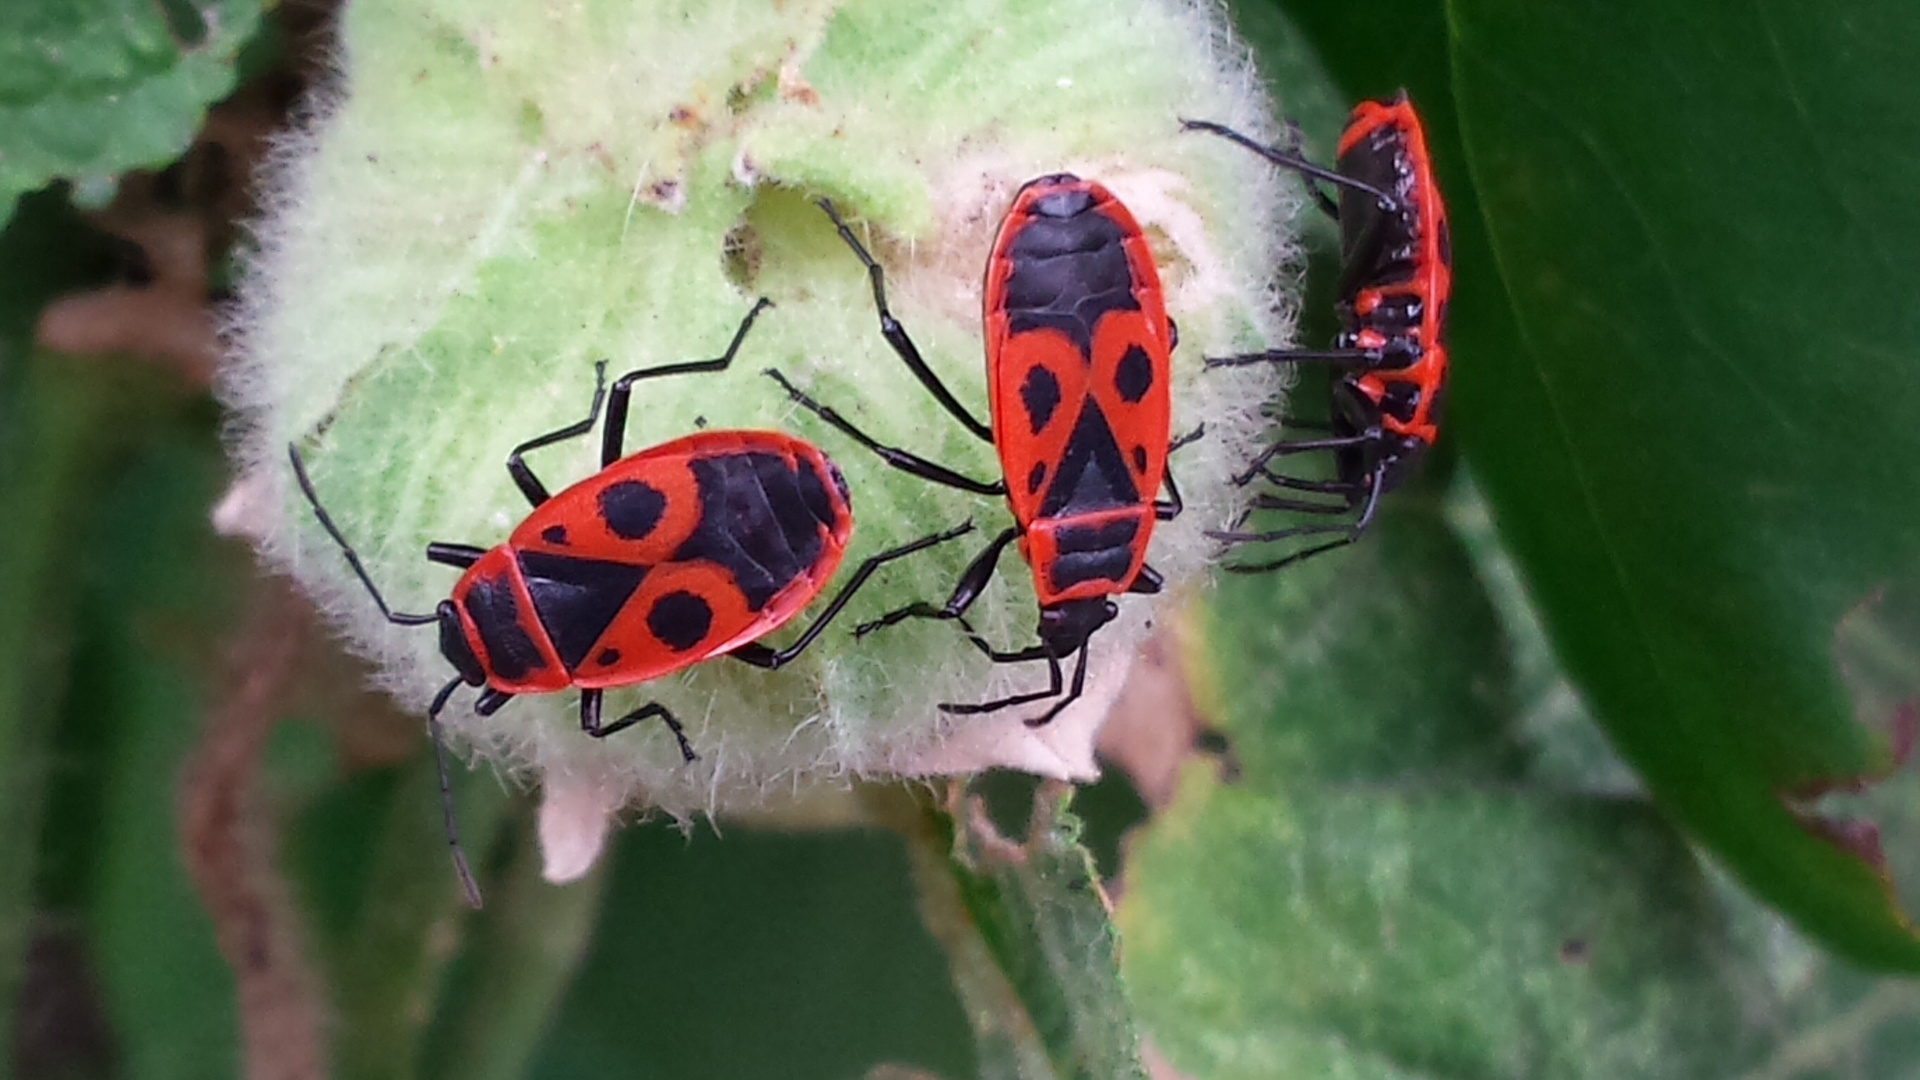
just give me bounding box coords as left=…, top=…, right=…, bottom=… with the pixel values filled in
left=449, top=545, right=571, bottom=695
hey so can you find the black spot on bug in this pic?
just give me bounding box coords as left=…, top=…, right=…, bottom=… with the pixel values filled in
left=1114, top=344, right=1153, bottom=403
left=600, top=479, right=667, bottom=540
left=541, top=524, right=569, bottom=545
left=649, top=590, right=713, bottom=651
left=1027, top=461, right=1047, bottom=495
left=1021, top=366, right=1062, bottom=434
left=1131, top=445, right=1147, bottom=473
left=596, top=647, right=622, bottom=667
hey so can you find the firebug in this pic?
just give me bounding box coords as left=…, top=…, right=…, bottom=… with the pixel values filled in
left=1183, top=92, right=1450, bottom=570
left=767, top=175, right=1191, bottom=726
left=290, top=299, right=969, bottom=903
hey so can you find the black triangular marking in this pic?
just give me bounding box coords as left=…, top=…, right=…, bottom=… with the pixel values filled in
left=1040, top=399, right=1141, bottom=518
left=518, top=551, right=650, bottom=670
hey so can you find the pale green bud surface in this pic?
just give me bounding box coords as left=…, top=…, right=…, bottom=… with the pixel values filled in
left=224, top=0, right=1300, bottom=863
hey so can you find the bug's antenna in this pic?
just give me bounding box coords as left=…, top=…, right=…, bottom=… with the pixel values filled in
left=1179, top=118, right=1401, bottom=213
left=427, top=677, right=484, bottom=909
left=288, top=444, right=438, bottom=626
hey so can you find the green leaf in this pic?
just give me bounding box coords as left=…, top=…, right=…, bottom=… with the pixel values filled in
left=0, top=191, right=129, bottom=1072
left=0, top=0, right=262, bottom=224
left=310, top=759, right=511, bottom=1080
left=71, top=410, right=245, bottom=1080
left=1121, top=495, right=1763, bottom=1078
left=419, top=802, right=605, bottom=1080
left=526, top=819, right=974, bottom=1080
left=1444, top=0, right=1920, bottom=966
left=907, top=783, right=1148, bottom=1080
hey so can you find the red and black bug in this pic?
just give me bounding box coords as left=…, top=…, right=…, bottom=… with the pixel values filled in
left=766, top=175, right=1190, bottom=726
left=1183, top=92, right=1450, bottom=571
left=290, top=300, right=969, bottom=903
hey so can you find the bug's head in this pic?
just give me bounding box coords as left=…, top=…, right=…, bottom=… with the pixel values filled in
left=436, top=600, right=487, bottom=686
left=1037, top=597, right=1119, bottom=657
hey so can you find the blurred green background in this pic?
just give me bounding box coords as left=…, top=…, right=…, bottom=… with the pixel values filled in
left=7, top=0, right=1920, bottom=1078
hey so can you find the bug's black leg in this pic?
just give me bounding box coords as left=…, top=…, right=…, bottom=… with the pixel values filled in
left=817, top=198, right=996, bottom=445
left=725, top=519, right=976, bottom=670
left=1217, top=461, right=1389, bottom=574
left=289, top=445, right=441, bottom=626
left=1155, top=471, right=1185, bottom=522
left=1024, top=643, right=1092, bottom=727
left=474, top=688, right=514, bottom=716
left=854, top=525, right=1019, bottom=638
left=426, top=676, right=484, bottom=909
left=939, top=635, right=1064, bottom=716
left=1168, top=424, right=1207, bottom=454
left=580, top=691, right=697, bottom=761
left=951, top=617, right=1052, bottom=665
left=1252, top=472, right=1365, bottom=498
left=1234, top=432, right=1377, bottom=486
left=1262, top=117, right=1342, bottom=218
left=1128, top=564, right=1164, bottom=595
left=1224, top=534, right=1354, bottom=575
left=602, top=298, right=774, bottom=465
left=1178, top=118, right=1396, bottom=215
left=933, top=611, right=1090, bottom=718
left=1153, top=424, right=1206, bottom=520
left=507, top=360, right=610, bottom=507
left=1246, top=494, right=1353, bottom=516
left=1289, top=152, right=1343, bottom=221
left=427, top=542, right=486, bottom=568
left=1205, top=347, right=1381, bottom=370
left=765, top=369, right=1005, bottom=496
left=1209, top=520, right=1354, bottom=546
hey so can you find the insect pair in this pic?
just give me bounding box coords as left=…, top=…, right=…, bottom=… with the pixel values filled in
left=1183, top=92, right=1452, bottom=572
left=293, top=173, right=1185, bottom=902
